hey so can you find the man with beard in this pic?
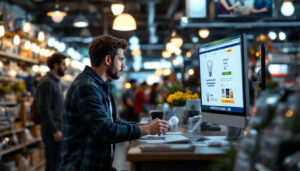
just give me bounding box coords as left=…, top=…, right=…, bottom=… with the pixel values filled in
left=35, top=53, right=67, bottom=171
left=60, top=35, right=168, bottom=171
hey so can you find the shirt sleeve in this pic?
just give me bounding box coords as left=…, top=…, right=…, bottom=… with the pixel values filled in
left=75, top=83, right=141, bottom=145
left=36, top=81, right=58, bottom=134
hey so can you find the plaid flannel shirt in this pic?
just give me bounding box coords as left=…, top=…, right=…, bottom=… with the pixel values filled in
left=60, top=66, right=141, bottom=171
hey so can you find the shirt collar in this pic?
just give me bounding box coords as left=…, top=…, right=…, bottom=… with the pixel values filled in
left=47, top=72, right=60, bottom=82
left=83, top=66, right=112, bottom=88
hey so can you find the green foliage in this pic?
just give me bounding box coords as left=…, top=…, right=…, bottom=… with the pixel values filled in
left=10, top=82, right=26, bottom=93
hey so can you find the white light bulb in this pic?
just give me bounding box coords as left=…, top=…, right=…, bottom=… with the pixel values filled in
left=0, top=25, right=5, bottom=37
left=24, top=40, right=31, bottom=50
left=38, top=31, right=45, bottom=41
left=199, top=29, right=209, bottom=39
left=268, top=31, right=277, bottom=40
left=13, top=35, right=21, bottom=45
left=281, top=1, right=295, bottom=17
left=23, top=22, right=31, bottom=33
left=207, top=60, right=213, bottom=77
left=279, top=32, right=286, bottom=41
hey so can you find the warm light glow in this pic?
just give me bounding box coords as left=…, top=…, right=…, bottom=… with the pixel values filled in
left=163, top=69, right=171, bottom=76
left=131, top=49, right=142, bottom=56
left=198, top=29, right=209, bottom=39
left=281, top=1, right=295, bottom=17
left=162, top=51, right=171, bottom=58
left=32, top=65, right=40, bottom=72
left=166, top=42, right=176, bottom=53
left=286, top=110, right=294, bottom=118
left=188, top=69, right=194, bottom=76
left=65, top=58, right=72, bottom=66
left=111, top=3, right=125, bottom=16
left=47, top=11, right=67, bottom=23
left=279, top=32, right=286, bottom=41
left=125, top=83, right=131, bottom=89
left=23, top=22, right=31, bottom=33
left=181, top=16, right=188, bottom=23
left=45, top=49, right=51, bottom=57
left=8, top=70, right=17, bottom=77
left=24, top=40, right=31, bottom=50
left=268, top=31, right=277, bottom=40
left=112, top=13, right=136, bottom=31
left=186, top=51, right=192, bottom=58
left=38, top=31, right=45, bottom=41
left=13, top=35, right=21, bottom=45
left=171, top=37, right=183, bottom=48
left=0, top=24, right=5, bottom=37
left=73, top=14, right=89, bottom=28
left=175, top=48, right=181, bottom=55
left=40, top=65, right=50, bottom=73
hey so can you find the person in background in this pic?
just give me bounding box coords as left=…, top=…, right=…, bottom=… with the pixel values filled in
left=134, top=82, right=150, bottom=120
left=150, top=83, right=160, bottom=109
left=36, top=53, right=67, bottom=171
left=60, top=35, right=168, bottom=171
left=219, top=0, right=240, bottom=14
left=250, top=0, right=272, bottom=16
left=121, top=79, right=138, bottom=122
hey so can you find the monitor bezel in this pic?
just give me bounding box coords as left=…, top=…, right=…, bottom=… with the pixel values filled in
left=198, top=33, right=249, bottom=118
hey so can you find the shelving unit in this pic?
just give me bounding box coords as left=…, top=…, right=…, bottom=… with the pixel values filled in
left=0, top=50, right=39, bottom=64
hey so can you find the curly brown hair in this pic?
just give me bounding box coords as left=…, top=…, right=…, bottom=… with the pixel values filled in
left=88, top=35, right=128, bottom=67
left=47, top=53, right=67, bottom=70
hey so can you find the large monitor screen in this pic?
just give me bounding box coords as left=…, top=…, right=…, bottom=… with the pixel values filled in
left=199, top=34, right=249, bottom=126
left=215, top=0, right=273, bottom=18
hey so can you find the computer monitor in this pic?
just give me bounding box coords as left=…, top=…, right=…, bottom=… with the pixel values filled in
left=198, top=34, right=249, bottom=128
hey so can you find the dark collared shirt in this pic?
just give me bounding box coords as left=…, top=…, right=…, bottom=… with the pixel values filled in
left=36, top=72, right=64, bottom=135
left=60, top=66, right=141, bottom=171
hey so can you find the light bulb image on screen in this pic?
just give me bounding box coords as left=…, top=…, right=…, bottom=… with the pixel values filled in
left=207, top=60, right=213, bottom=77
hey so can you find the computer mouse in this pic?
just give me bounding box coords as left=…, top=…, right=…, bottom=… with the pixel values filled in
left=196, top=137, right=210, bottom=141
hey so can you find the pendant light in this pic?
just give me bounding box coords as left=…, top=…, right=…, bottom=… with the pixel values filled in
left=73, top=12, right=89, bottom=28
left=111, top=3, right=125, bottom=16
left=47, top=2, right=67, bottom=23
left=112, top=13, right=136, bottom=31
left=13, top=34, right=20, bottom=45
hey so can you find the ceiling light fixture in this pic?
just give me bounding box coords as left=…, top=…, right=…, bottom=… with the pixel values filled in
left=198, top=29, right=209, bottom=39
left=281, top=0, right=295, bottom=17
left=113, top=13, right=136, bottom=31
left=111, top=3, right=125, bottom=16
left=162, top=51, right=171, bottom=58
left=73, top=13, right=89, bottom=28
left=47, top=3, right=67, bottom=23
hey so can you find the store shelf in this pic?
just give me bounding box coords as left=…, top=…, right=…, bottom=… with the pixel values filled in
left=0, top=101, right=18, bottom=106
left=0, top=143, right=24, bottom=156
left=29, top=159, right=45, bottom=171
left=0, top=51, right=39, bottom=64
left=0, top=77, right=21, bottom=83
left=0, top=128, right=24, bottom=137
left=0, top=137, right=42, bottom=156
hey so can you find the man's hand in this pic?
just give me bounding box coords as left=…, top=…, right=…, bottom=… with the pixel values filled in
left=139, top=118, right=168, bottom=136
left=53, top=131, right=62, bottom=142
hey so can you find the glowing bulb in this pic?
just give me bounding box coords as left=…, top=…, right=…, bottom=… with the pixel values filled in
left=186, top=51, right=192, bottom=58
left=279, top=32, right=286, bottom=41
left=125, top=83, right=131, bottom=89
left=24, top=40, right=31, bottom=50
left=198, top=29, right=209, bottom=39
left=268, top=31, right=277, bottom=40
left=0, top=24, right=5, bottom=37
left=166, top=42, right=176, bottom=53
left=32, top=65, right=40, bottom=72
left=23, top=22, right=31, bottom=33
left=188, top=69, right=194, bottom=76
left=13, top=35, right=21, bottom=45
left=111, top=3, right=125, bottom=16
left=162, top=51, right=171, bottom=58
left=175, top=48, right=181, bottom=55
left=181, top=17, right=188, bottom=23
left=281, top=1, right=295, bottom=17
left=207, top=60, right=213, bottom=77
left=38, top=31, right=45, bottom=41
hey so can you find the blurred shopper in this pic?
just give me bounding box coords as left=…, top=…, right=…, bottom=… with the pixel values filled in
left=60, top=35, right=168, bottom=171
left=36, top=53, right=67, bottom=171
left=250, top=0, right=272, bottom=16
left=219, top=0, right=240, bottom=14
left=150, top=83, right=160, bottom=109
left=121, top=79, right=138, bottom=121
left=134, top=82, right=149, bottom=119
